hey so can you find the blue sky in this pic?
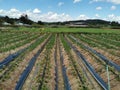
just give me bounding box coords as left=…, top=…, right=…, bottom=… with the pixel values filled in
left=0, top=0, right=120, bottom=22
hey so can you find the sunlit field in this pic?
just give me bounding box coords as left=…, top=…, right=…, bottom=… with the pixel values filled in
left=0, top=27, right=120, bottom=90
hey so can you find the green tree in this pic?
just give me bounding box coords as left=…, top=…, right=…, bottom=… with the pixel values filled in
left=4, top=16, right=14, bottom=24
left=19, top=14, right=34, bottom=25
left=37, top=21, right=44, bottom=25
left=111, top=21, right=119, bottom=26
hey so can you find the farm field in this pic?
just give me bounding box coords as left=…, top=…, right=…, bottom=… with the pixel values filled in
left=0, top=28, right=120, bottom=90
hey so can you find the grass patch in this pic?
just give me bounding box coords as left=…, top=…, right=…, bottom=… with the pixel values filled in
left=7, top=27, right=120, bottom=34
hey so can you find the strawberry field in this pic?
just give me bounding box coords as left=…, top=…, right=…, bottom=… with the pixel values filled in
left=0, top=28, right=120, bottom=90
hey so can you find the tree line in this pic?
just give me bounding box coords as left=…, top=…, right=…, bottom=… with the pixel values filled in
left=0, top=14, right=44, bottom=26
left=0, top=14, right=120, bottom=28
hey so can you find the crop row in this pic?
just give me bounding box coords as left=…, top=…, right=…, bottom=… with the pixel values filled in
left=0, top=32, right=120, bottom=90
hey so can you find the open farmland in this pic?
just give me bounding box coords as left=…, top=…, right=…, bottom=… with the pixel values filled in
left=0, top=28, right=120, bottom=90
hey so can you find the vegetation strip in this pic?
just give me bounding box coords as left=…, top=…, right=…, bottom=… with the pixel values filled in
left=74, top=34, right=119, bottom=57
left=15, top=35, right=51, bottom=90
left=69, top=35, right=120, bottom=72
left=38, top=56, right=48, bottom=90
left=54, top=35, right=58, bottom=90
left=0, top=48, right=26, bottom=69
left=0, top=29, right=120, bottom=90
left=37, top=34, right=55, bottom=90
left=61, top=34, right=89, bottom=89
left=59, top=37, right=71, bottom=90
left=64, top=36, right=108, bottom=90
left=0, top=35, right=44, bottom=69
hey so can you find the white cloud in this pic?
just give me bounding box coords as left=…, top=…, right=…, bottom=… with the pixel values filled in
left=38, top=12, right=72, bottom=22
left=90, top=0, right=120, bottom=4
left=111, top=5, right=116, bottom=10
left=1, top=8, right=120, bottom=23
left=28, top=11, right=72, bottom=22
left=0, top=9, right=5, bottom=14
left=58, top=2, right=64, bottom=6
left=77, top=14, right=89, bottom=20
left=107, top=14, right=120, bottom=22
left=89, top=0, right=104, bottom=3
left=96, top=6, right=102, bottom=10
left=107, top=0, right=120, bottom=4
left=95, top=14, right=100, bottom=17
left=33, top=8, right=41, bottom=14
left=0, top=8, right=21, bottom=18
left=73, top=0, right=82, bottom=3
left=0, top=8, right=72, bottom=22
left=108, top=14, right=115, bottom=18
left=9, top=8, right=19, bottom=13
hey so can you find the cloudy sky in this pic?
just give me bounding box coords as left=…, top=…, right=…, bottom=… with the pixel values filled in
left=0, top=0, right=120, bottom=22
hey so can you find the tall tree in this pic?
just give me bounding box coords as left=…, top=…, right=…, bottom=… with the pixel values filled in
left=4, top=16, right=14, bottom=24
left=19, top=14, right=33, bottom=25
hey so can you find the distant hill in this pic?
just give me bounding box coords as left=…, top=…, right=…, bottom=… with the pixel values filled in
left=0, top=15, right=120, bottom=28
left=47, top=19, right=120, bottom=28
